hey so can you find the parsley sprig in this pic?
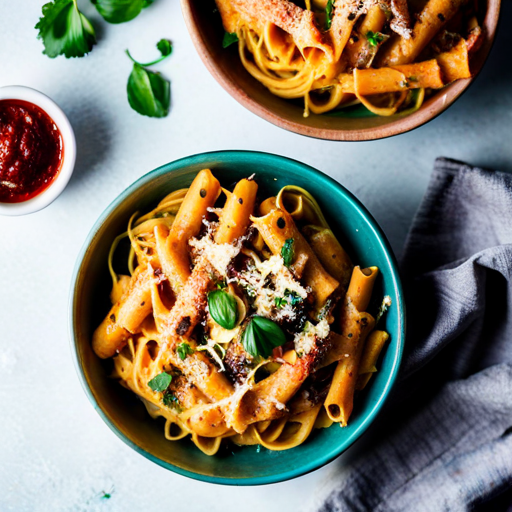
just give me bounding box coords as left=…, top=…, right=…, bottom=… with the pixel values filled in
left=177, top=342, right=194, bottom=360
left=36, top=0, right=97, bottom=58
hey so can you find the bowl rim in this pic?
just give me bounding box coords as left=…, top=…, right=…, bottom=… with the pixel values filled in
left=180, top=0, right=501, bottom=142
left=69, top=150, right=405, bottom=485
left=0, top=85, right=76, bottom=216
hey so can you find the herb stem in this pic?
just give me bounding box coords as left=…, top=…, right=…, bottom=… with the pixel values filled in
left=125, top=49, right=168, bottom=67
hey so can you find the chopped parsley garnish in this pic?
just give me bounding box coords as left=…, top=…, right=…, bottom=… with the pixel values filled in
left=177, top=342, right=194, bottom=360
left=275, top=296, right=287, bottom=308
left=325, top=0, right=334, bottom=30
left=147, top=371, right=172, bottom=392
left=281, top=238, right=295, bottom=267
left=366, top=31, right=385, bottom=47
left=285, top=289, right=303, bottom=305
left=35, top=0, right=97, bottom=58
left=162, top=392, right=180, bottom=407
left=222, top=32, right=239, bottom=48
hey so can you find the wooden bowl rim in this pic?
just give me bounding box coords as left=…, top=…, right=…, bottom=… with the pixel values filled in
left=181, top=0, right=502, bottom=141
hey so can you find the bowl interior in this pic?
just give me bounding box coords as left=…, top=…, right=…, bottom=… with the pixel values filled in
left=71, top=151, right=404, bottom=484
left=181, top=0, right=501, bottom=141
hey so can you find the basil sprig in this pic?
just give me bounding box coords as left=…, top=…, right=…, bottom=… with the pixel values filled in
left=281, top=238, right=294, bottom=267
left=126, top=40, right=172, bottom=118
left=148, top=371, right=172, bottom=392
left=208, top=289, right=238, bottom=330
left=242, top=316, right=287, bottom=358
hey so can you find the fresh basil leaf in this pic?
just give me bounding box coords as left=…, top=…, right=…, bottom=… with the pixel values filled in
left=127, top=63, right=170, bottom=118
left=148, top=372, right=172, bottom=392
left=35, top=0, right=96, bottom=58
left=242, top=316, right=287, bottom=358
left=222, top=32, right=238, bottom=48
left=325, top=0, right=334, bottom=30
left=177, top=342, right=194, bottom=360
left=143, top=0, right=154, bottom=6
left=208, top=290, right=238, bottom=330
left=281, top=238, right=294, bottom=267
left=91, top=0, right=146, bottom=24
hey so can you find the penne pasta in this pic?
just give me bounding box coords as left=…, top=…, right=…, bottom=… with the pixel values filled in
left=160, top=169, right=221, bottom=294
left=252, top=208, right=339, bottom=309
left=95, top=171, right=391, bottom=455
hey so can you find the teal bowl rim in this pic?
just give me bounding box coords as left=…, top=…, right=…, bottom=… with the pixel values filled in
left=69, top=150, right=405, bottom=486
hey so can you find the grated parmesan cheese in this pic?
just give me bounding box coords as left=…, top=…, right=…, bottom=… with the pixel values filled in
left=189, top=234, right=239, bottom=277
left=236, top=254, right=308, bottom=321
left=293, top=318, right=330, bottom=357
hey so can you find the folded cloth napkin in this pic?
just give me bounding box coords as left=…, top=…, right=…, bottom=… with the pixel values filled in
left=317, top=158, right=512, bottom=512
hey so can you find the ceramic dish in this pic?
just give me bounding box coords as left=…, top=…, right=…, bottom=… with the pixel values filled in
left=0, top=85, right=76, bottom=216
left=181, top=0, right=501, bottom=141
left=70, top=150, right=405, bottom=484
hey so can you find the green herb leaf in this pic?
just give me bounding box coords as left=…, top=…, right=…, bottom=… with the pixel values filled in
left=162, top=392, right=179, bottom=407
left=208, top=289, right=238, bottom=330
left=157, top=38, right=173, bottom=57
left=222, top=32, right=239, bottom=48
left=91, top=0, right=148, bottom=24
left=177, top=342, right=194, bottom=360
left=281, top=238, right=294, bottom=267
left=366, top=31, right=385, bottom=47
left=217, top=280, right=227, bottom=290
left=126, top=39, right=173, bottom=67
left=148, top=372, right=172, bottom=392
left=127, top=62, right=170, bottom=118
left=35, top=0, right=96, bottom=58
left=242, top=316, right=287, bottom=358
left=275, top=296, right=287, bottom=308
left=325, top=0, right=334, bottom=30
left=286, top=290, right=303, bottom=305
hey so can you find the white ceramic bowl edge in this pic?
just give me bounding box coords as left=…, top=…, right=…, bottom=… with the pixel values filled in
left=0, top=85, right=76, bottom=216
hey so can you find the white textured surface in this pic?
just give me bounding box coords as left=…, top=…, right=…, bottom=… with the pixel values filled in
left=0, top=1, right=510, bottom=511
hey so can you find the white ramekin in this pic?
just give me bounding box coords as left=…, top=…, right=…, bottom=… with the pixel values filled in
left=0, top=85, right=76, bottom=216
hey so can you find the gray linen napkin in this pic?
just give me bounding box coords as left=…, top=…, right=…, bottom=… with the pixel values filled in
left=317, top=158, right=512, bottom=512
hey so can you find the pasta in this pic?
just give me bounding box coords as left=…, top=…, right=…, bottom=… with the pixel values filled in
left=93, top=170, right=392, bottom=454
left=214, top=0, right=483, bottom=116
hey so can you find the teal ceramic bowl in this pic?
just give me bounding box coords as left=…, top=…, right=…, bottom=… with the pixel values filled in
left=70, top=150, right=405, bottom=485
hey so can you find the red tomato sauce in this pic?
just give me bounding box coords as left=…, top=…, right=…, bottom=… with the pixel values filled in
left=0, top=99, right=63, bottom=203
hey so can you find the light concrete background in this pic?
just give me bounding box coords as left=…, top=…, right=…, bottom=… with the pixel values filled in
left=0, top=1, right=510, bottom=510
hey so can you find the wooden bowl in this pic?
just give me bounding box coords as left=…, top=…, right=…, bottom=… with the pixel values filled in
left=181, top=0, right=501, bottom=141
